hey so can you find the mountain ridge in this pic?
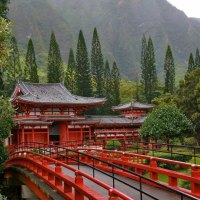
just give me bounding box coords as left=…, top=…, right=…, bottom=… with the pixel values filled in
left=8, top=0, right=200, bottom=79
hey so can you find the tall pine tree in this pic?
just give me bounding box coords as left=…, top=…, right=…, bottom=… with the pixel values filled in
left=140, top=34, right=148, bottom=100
left=194, top=48, right=200, bottom=68
left=65, top=48, right=76, bottom=93
left=188, top=53, right=195, bottom=72
left=145, top=36, right=157, bottom=103
left=5, top=36, right=22, bottom=94
left=91, top=28, right=104, bottom=97
left=0, top=0, right=9, bottom=18
left=103, top=60, right=112, bottom=114
left=47, top=32, right=63, bottom=83
left=164, top=45, right=175, bottom=94
left=76, top=30, right=93, bottom=97
left=25, top=38, right=39, bottom=83
left=111, top=61, right=120, bottom=106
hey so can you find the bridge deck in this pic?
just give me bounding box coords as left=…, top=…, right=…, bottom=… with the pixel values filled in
left=57, top=165, right=190, bottom=200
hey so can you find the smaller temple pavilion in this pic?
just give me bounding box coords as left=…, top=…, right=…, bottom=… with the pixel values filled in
left=9, top=81, right=105, bottom=145
left=8, top=81, right=154, bottom=146
left=112, top=101, right=154, bottom=118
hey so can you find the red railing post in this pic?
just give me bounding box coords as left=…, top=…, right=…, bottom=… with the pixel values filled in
left=55, top=163, right=62, bottom=187
left=168, top=176, right=177, bottom=187
left=64, top=181, right=72, bottom=194
left=75, top=171, right=84, bottom=200
left=150, top=158, right=158, bottom=181
left=42, top=159, right=48, bottom=177
left=109, top=189, right=120, bottom=200
left=191, top=164, right=200, bottom=195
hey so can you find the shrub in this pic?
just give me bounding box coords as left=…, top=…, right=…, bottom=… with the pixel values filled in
left=147, top=152, right=192, bottom=170
left=179, top=180, right=191, bottom=190
left=106, top=140, right=121, bottom=150
left=0, top=194, right=7, bottom=200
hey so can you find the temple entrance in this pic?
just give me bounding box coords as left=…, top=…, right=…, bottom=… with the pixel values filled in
left=49, top=123, right=59, bottom=144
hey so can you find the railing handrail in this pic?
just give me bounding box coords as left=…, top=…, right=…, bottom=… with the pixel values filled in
left=11, top=142, right=199, bottom=200
left=7, top=150, right=132, bottom=200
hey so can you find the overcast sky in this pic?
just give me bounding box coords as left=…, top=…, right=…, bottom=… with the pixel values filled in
left=167, top=0, right=200, bottom=18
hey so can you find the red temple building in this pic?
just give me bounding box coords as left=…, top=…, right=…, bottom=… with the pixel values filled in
left=8, top=81, right=153, bottom=146
left=9, top=81, right=105, bottom=145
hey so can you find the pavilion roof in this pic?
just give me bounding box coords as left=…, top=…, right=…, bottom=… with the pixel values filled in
left=112, top=101, right=154, bottom=111
left=10, top=81, right=106, bottom=106
left=72, top=115, right=146, bottom=126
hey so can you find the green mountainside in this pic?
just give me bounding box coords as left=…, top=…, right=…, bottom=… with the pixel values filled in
left=8, top=0, right=200, bottom=79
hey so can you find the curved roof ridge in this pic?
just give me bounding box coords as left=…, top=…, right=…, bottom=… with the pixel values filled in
left=60, top=82, right=106, bottom=101
left=21, top=81, right=38, bottom=97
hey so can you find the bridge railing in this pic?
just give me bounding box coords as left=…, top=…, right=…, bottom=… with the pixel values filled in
left=46, top=139, right=200, bottom=164
left=106, top=140, right=200, bottom=164
left=78, top=148, right=200, bottom=197
left=10, top=142, right=200, bottom=200
left=7, top=150, right=131, bottom=200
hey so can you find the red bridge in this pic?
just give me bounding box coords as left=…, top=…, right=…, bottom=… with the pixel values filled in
left=4, top=142, right=200, bottom=200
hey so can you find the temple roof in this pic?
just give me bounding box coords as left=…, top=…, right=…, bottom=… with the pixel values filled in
left=11, top=81, right=106, bottom=106
left=112, top=101, right=154, bottom=111
left=72, top=115, right=146, bottom=126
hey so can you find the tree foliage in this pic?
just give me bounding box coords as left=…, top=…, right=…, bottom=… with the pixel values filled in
left=102, top=60, right=112, bottom=114
left=177, top=67, right=200, bottom=145
left=152, top=93, right=177, bottom=106
left=25, top=38, right=39, bottom=83
left=111, top=61, right=120, bottom=106
left=140, top=105, right=194, bottom=143
left=194, top=48, right=200, bottom=68
left=0, top=97, right=15, bottom=169
left=65, top=48, right=76, bottom=93
left=0, top=0, right=9, bottom=18
left=164, top=45, right=175, bottom=94
left=141, top=35, right=158, bottom=103
left=0, top=17, right=11, bottom=94
left=91, top=28, right=104, bottom=97
left=47, top=32, right=63, bottom=83
left=5, top=36, right=22, bottom=95
left=188, top=53, right=195, bottom=72
left=76, top=30, right=93, bottom=97
left=0, top=17, right=11, bottom=69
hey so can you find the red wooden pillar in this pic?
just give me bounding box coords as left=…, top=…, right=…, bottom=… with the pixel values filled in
left=89, top=126, right=91, bottom=140
left=80, top=125, right=83, bottom=142
left=21, top=125, right=25, bottom=144
left=59, top=122, right=67, bottom=145
left=32, top=126, right=34, bottom=143
left=66, top=124, right=69, bottom=141
left=47, top=126, right=49, bottom=144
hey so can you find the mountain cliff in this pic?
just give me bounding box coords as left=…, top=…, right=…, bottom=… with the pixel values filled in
left=8, top=0, right=200, bottom=79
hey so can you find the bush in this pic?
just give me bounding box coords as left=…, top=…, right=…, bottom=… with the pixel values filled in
left=147, top=152, right=192, bottom=170
left=31, top=149, right=43, bottom=154
left=106, top=140, right=121, bottom=150
left=183, top=137, right=197, bottom=146
left=179, top=180, right=191, bottom=190
left=0, top=194, right=7, bottom=200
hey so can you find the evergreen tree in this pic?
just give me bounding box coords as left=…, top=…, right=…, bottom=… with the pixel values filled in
left=141, top=34, right=148, bottom=101
left=91, top=28, right=104, bottom=97
left=47, top=32, right=64, bottom=83
left=0, top=0, right=9, bottom=18
left=65, top=48, right=76, bottom=93
left=25, top=38, right=39, bottom=83
left=194, top=48, right=200, bottom=68
left=145, top=36, right=157, bottom=103
left=164, top=45, right=175, bottom=94
left=188, top=53, right=195, bottom=72
left=111, top=61, right=120, bottom=106
left=76, top=30, right=93, bottom=97
left=5, top=36, right=22, bottom=95
left=102, top=60, right=112, bottom=114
